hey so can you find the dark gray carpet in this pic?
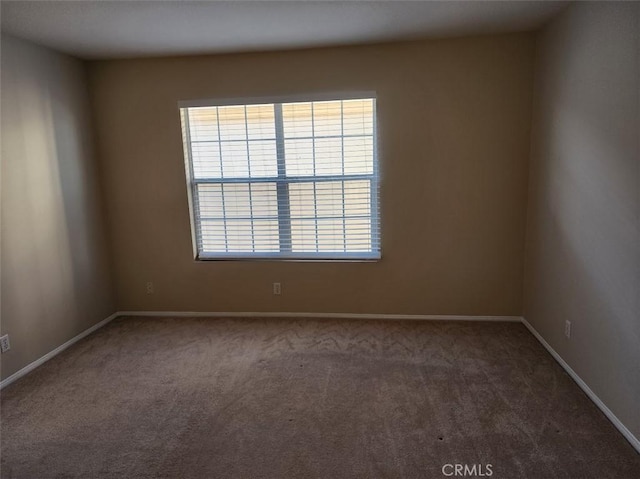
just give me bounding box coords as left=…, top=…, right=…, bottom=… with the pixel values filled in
left=1, top=317, right=638, bottom=478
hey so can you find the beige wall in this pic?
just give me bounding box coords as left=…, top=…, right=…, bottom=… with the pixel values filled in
left=1, top=35, right=115, bottom=380
left=89, top=33, right=535, bottom=315
left=524, top=2, right=640, bottom=439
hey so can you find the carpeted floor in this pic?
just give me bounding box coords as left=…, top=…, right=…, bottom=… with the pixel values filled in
left=1, top=317, right=639, bottom=478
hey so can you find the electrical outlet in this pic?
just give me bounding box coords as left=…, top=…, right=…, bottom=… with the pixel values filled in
left=273, top=282, right=281, bottom=295
left=146, top=282, right=154, bottom=294
left=565, top=320, right=571, bottom=339
left=0, top=335, right=10, bottom=353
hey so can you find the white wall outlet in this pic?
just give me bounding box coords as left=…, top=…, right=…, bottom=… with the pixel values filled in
left=146, top=282, right=154, bottom=294
left=0, top=334, right=11, bottom=353
left=273, top=282, right=281, bottom=295
left=565, top=320, right=571, bottom=339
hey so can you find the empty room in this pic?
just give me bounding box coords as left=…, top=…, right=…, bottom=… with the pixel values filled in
left=1, top=1, right=638, bottom=477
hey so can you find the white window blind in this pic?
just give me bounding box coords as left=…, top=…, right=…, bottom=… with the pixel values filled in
left=179, top=93, right=380, bottom=260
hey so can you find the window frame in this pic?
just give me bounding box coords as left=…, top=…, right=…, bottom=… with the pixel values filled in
left=179, top=92, right=381, bottom=262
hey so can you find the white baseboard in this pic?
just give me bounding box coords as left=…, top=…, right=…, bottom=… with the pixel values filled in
left=521, top=317, right=640, bottom=454
left=117, top=311, right=522, bottom=322
left=0, top=312, right=118, bottom=390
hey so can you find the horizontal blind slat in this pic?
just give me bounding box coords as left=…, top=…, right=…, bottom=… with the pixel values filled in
left=182, top=97, right=380, bottom=259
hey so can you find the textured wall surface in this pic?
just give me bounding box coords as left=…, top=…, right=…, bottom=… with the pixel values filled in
left=1, top=34, right=115, bottom=380
left=524, top=2, right=640, bottom=439
left=89, top=34, right=535, bottom=316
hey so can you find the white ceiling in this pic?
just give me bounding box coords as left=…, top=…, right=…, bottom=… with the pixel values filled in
left=0, top=1, right=567, bottom=60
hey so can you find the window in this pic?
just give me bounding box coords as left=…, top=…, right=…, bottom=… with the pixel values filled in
left=179, top=93, right=380, bottom=260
